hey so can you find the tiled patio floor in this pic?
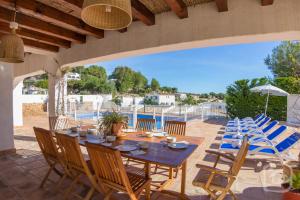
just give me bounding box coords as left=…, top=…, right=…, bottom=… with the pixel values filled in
left=0, top=114, right=293, bottom=199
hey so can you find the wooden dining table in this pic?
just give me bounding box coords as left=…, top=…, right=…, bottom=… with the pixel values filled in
left=61, top=130, right=204, bottom=199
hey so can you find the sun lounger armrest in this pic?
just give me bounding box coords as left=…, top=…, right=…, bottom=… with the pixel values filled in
left=205, top=150, right=235, bottom=161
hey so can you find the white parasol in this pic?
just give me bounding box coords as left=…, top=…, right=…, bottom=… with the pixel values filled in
left=250, top=84, right=289, bottom=115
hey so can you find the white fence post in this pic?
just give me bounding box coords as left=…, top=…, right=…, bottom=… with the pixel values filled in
left=184, top=106, right=188, bottom=122
left=133, top=105, right=137, bottom=129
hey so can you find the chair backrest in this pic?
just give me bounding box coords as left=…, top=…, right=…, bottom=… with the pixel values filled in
left=49, top=116, right=69, bottom=131
left=266, top=125, right=287, bottom=141
left=255, top=115, right=265, bottom=123
left=55, top=132, right=89, bottom=174
left=33, top=127, right=58, bottom=162
left=229, top=137, right=249, bottom=176
left=136, top=118, right=156, bottom=131
left=257, top=117, right=271, bottom=128
left=253, top=114, right=263, bottom=121
left=275, top=132, right=300, bottom=153
left=164, top=120, right=186, bottom=136
left=262, top=120, right=279, bottom=133
left=85, top=142, right=133, bottom=193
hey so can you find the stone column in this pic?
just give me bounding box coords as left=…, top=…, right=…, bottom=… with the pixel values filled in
left=0, top=62, right=15, bottom=152
left=48, top=72, right=67, bottom=117
left=13, top=81, right=23, bottom=126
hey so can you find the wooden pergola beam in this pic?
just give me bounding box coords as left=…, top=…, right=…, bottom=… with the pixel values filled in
left=131, top=0, right=155, bottom=26
left=261, top=0, right=274, bottom=6
left=0, top=0, right=104, bottom=39
left=163, top=0, right=188, bottom=19
left=0, top=32, right=59, bottom=52
left=59, top=0, right=83, bottom=12
left=0, top=21, right=70, bottom=48
left=215, top=0, right=228, bottom=12
left=0, top=6, right=86, bottom=43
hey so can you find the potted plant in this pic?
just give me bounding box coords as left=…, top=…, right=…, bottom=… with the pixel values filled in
left=99, top=112, right=127, bottom=137
left=283, top=172, right=300, bottom=200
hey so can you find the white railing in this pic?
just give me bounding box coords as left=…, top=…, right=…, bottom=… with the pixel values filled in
left=66, top=101, right=227, bottom=128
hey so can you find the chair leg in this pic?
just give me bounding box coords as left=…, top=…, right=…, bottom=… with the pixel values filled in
left=126, top=158, right=131, bottom=166
left=40, top=164, right=55, bottom=188
left=228, top=189, right=237, bottom=200
left=145, top=183, right=151, bottom=200
left=173, top=168, right=179, bottom=178
left=83, top=187, right=95, bottom=200
left=55, top=174, right=67, bottom=192
left=154, top=164, right=159, bottom=174
left=63, top=174, right=81, bottom=200
left=216, top=191, right=228, bottom=200
left=104, top=189, right=113, bottom=200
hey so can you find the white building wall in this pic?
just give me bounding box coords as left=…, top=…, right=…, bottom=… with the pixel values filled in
left=22, top=95, right=48, bottom=103
left=121, top=96, right=144, bottom=107
left=158, top=95, right=175, bottom=105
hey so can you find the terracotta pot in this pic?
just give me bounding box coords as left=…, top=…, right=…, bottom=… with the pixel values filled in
left=283, top=191, right=300, bottom=200
left=112, top=123, right=124, bottom=136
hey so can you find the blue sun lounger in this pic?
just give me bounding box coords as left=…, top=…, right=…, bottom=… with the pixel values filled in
left=220, top=132, right=300, bottom=162
left=223, top=121, right=282, bottom=141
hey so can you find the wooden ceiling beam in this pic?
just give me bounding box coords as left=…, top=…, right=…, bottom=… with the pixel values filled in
left=261, top=0, right=274, bottom=6
left=0, top=0, right=104, bottom=38
left=163, top=0, right=188, bottom=19
left=131, top=0, right=155, bottom=26
left=0, top=6, right=86, bottom=43
left=0, top=21, right=70, bottom=48
left=0, top=32, right=59, bottom=52
left=215, top=0, right=228, bottom=12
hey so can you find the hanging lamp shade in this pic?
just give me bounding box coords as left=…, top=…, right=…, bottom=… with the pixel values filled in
left=81, top=0, right=132, bottom=30
left=0, top=22, right=24, bottom=63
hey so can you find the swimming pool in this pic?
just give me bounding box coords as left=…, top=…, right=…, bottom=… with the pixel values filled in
left=73, top=112, right=187, bottom=129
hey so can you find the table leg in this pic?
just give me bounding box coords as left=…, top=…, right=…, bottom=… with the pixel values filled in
left=181, top=161, right=187, bottom=196
left=145, top=162, right=151, bottom=179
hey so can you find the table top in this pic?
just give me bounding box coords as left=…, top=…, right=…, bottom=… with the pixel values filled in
left=62, top=130, right=204, bottom=168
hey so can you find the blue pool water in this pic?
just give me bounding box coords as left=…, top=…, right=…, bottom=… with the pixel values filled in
left=74, top=112, right=186, bottom=129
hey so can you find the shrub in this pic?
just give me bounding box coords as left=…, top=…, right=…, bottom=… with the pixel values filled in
left=225, top=77, right=299, bottom=121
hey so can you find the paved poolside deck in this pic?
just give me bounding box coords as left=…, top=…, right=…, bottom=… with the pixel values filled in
left=1, top=114, right=294, bottom=199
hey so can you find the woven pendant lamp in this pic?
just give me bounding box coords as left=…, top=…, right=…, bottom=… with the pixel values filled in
left=81, top=0, right=132, bottom=30
left=0, top=8, right=24, bottom=63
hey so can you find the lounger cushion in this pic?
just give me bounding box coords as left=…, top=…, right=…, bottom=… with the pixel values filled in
left=220, top=143, right=276, bottom=154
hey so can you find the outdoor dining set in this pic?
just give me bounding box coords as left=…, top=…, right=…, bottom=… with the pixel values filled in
left=34, top=116, right=256, bottom=200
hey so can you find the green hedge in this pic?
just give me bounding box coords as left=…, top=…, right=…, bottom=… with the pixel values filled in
left=225, top=77, right=300, bottom=121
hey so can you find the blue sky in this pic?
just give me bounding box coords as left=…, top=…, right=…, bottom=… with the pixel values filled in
left=91, top=41, right=281, bottom=93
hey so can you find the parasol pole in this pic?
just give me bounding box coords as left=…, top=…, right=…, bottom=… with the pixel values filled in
left=265, top=89, right=270, bottom=115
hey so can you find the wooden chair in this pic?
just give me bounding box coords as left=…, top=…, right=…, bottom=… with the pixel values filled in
left=192, top=137, right=249, bottom=200
left=85, top=142, right=151, bottom=200
left=136, top=118, right=156, bottom=131
left=164, top=120, right=186, bottom=136
left=154, top=120, right=187, bottom=177
left=33, top=127, right=65, bottom=188
left=49, top=116, right=69, bottom=131
left=55, top=133, right=100, bottom=200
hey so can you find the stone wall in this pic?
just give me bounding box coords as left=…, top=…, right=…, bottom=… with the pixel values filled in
left=287, top=95, right=300, bottom=126
left=23, top=103, right=47, bottom=116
